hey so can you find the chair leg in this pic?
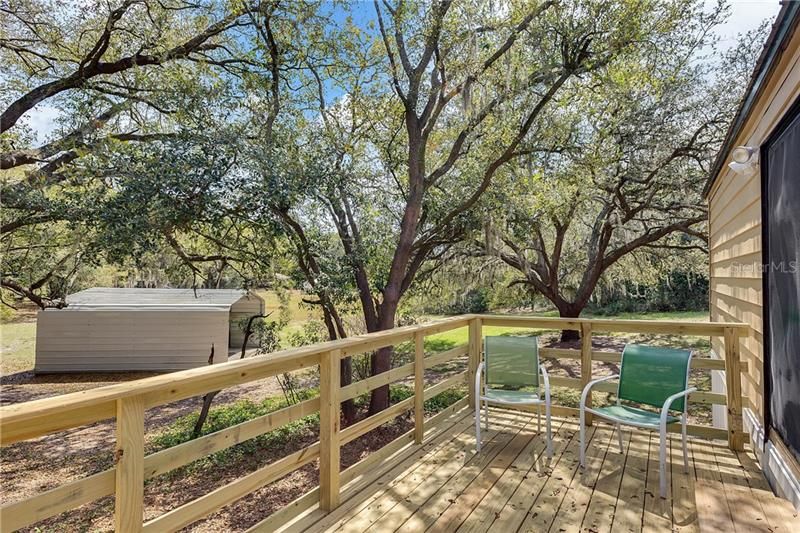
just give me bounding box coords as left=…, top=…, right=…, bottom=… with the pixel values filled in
left=579, top=403, right=586, bottom=467
left=659, top=427, right=668, bottom=499
left=682, top=414, right=689, bottom=473
left=537, top=406, right=541, bottom=434
left=484, top=400, right=489, bottom=430
left=475, top=399, right=482, bottom=453
left=545, top=399, right=552, bottom=458
left=616, top=423, right=624, bottom=453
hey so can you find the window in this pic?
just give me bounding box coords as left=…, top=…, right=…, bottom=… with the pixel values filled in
left=763, top=98, right=800, bottom=464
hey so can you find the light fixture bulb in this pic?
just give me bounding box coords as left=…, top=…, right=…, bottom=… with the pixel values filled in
left=732, top=146, right=755, bottom=164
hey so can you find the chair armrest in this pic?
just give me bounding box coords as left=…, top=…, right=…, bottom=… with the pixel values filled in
left=539, top=364, right=551, bottom=404
left=580, top=374, right=619, bottom=409
left=474, top=362, right=484, bottom=399
left=659, top=387, right=698, bottom=428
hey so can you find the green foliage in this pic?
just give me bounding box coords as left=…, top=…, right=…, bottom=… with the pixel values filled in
left=388, top=385, right=414, bottom=404
left=240, top=317, right=284, bottom=355
left=151, top=389, right=319, bottom=471
left=0, top=295, right=15, bottom=322
left=424, top=388, right=467, bottom=412
left=380, top=384, right=467, bottom=414
left=285, top=319, right=328, bottom=347
left=0, top=0, right=770, bottom=351
left=449, top=289, right=490, bottom=315
left=478, top=1, right=768, bottom=319
left=590, top=272, right=709, bottom=315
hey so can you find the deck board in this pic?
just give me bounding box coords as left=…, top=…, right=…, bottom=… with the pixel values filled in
left=581, top=424, right=631, bottom=533
left=455, top=419, right=563, bottom=533
left=514, top=420, right=592, bottom=532
left=712, top=440, right=772, bottom=532
left=670, top=430, right=699, bottom=532
left=328, top=418, right=494, bottom=531
left=611, top=429, right=649, bottom=532
left=488, top=415, right=577, bottom=532
left=734, top=449, right=800, bottom=531
left=287, top=407, right=785, bottom=533
left=548, top=424, right=614, bottom=533
left=389, top=410, right=531, bottom=532
left=643, top=431, right=673, bottom=532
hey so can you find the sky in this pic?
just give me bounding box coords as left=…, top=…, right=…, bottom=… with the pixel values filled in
left=22, top=0, right=784, bottom=144
left=712, top=0, right=782, bottom=46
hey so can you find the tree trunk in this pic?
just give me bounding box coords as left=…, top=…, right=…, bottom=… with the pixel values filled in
left=368, top=346, right=392, bottom=414
left=368, top=300, right=400, bottom=415
left=340, top=357, right=355, bottom=423
left=240, top=313, right=270, bottom=358
left=557, top=307, right=583, bottom=342
left=192, top=345, right=217, bottom=438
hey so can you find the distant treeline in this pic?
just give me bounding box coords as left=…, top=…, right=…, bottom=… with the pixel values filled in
left=588, top=272, right=709, bottom=315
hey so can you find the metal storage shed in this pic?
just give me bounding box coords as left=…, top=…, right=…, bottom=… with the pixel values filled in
left=34, top=288, right=265, bottom=373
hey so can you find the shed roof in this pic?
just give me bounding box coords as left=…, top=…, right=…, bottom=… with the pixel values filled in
left=64, top=288, right=259, bottom=310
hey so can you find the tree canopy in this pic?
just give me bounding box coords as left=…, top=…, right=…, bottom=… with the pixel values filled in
left=0, top=0, right=766, bottom=410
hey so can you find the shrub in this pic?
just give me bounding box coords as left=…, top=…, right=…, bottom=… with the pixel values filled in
left=383, top=384, right=467, bottom=414
left=590, top=272, right=709, bottom=315
left=424, top=387, right=466, bottom=412
left=151, top=389, right=319, bottom=470
left=452, top=289, right=490, bottom=314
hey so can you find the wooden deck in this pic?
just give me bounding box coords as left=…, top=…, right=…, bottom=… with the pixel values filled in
left=276, top=407, right=797, bottom=533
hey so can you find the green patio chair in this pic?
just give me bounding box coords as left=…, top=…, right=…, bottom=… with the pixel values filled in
left=475, top=336, right=552, bottom=458
left=579, top=344, right=696, bottom=498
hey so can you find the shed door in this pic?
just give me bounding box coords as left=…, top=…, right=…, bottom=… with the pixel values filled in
left=764, top=102, right=800, bottom=464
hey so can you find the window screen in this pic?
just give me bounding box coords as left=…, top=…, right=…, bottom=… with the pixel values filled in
left=764, top=106, right=800, bottom=464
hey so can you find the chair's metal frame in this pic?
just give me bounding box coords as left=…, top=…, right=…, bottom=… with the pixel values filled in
left=474, top=337, right=553, bottom=458
left=578, top=346, right=696, bottom=498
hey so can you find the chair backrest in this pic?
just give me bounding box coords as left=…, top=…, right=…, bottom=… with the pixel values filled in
left=483, top=336, right=539, bottom=388
left=618, top=344, right=692, bottom=411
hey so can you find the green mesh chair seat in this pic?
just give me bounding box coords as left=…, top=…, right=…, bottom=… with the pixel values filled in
left=592, top=405, right=679, bottom=426
left=483, top=389, right=540, bottom=405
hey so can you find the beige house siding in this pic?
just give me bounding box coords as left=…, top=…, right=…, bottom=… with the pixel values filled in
left=35, top=308, right=230, bottom=372
left=708, top=29, right=800, bottom=425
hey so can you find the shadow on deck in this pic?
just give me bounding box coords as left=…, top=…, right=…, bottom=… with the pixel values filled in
left=268, top=407, right=796, bottom=533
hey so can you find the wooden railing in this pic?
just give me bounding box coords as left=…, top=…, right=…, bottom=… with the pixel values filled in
left=0, top=314, right=749, bottom=532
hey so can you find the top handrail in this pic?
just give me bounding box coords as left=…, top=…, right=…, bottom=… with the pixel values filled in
left=475, top=314, right=750, bottom=334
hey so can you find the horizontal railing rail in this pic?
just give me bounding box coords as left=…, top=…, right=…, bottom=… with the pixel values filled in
left=0, top=314, right=748, bottom=532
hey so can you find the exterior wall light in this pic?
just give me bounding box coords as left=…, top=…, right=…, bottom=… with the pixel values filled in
left=732, top=145, right=757, bottom=164
left=728, top=145, right=759, bottom=176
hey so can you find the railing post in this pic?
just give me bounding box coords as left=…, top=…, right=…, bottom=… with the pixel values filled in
left=115, top=396, right=144, bottom=532
left=723, top=327, right=744, bottom=451
left=580, top=322, right=593, bottom=426
left=319, top=349, right=341, bottom=511
left=414, top=331, right=425, bottom=444
left=468, top=317, right=482, bottom=409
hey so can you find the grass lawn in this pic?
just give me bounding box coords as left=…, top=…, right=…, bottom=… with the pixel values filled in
left=424, top=310, right=711, bottom=351
left=0, top=321, right=36, bottom=374
left=255, top=289, right=317, bottom=324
